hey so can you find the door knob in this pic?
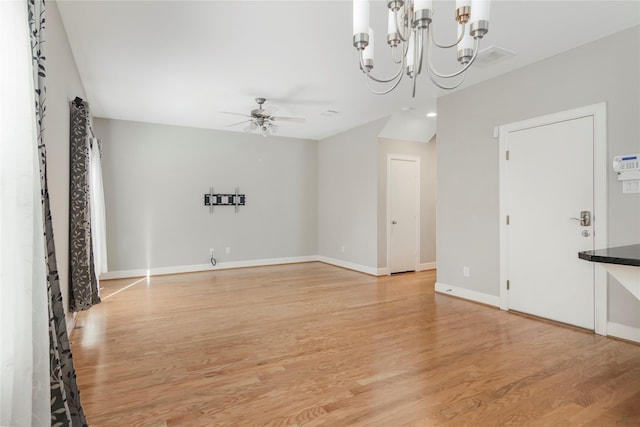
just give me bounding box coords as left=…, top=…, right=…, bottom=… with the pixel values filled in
left=570, top=211, right=591, bottom=226
left=391, top=220, right=397, bottom=224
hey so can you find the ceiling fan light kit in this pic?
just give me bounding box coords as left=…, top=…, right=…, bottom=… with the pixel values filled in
left=353, top=0, right=490, bottom=96
left=222, top=98, right=306, bottom=137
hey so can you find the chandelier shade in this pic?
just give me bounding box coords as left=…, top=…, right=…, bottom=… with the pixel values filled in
left=352, top=0, right=491, bottom=96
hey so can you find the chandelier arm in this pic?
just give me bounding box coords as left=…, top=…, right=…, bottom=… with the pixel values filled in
left=364, top=67, right=405, bottom=95
left=428, top=70, right=467, bottom=90
left=359, top=50, right=405, bottom=84
left=426, top=33, right=480, bottom=79
left=429, top=23, right=465, bottom=49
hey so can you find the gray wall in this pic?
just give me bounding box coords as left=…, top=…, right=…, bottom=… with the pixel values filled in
left=94, top=118, right=318, bottom=272
left=44, top=1, right=87, bottom=320
left=437, top=26, right=640, bottom=327
left=377, top=136, right=437, bottom=268
left=317, top=119, right=385, bottom=268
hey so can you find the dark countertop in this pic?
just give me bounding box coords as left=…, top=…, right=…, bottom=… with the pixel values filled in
left=578, top=244, right=640, bottom=267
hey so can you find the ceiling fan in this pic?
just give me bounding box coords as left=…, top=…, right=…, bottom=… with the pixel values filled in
left=222, top=98, right=306, bottom=137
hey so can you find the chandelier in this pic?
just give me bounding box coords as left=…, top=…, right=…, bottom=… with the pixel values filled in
left=352, top=0, right=490, bottom=96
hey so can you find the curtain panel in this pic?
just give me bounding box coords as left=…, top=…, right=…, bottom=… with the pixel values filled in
left=69, top=100, right=101, bottom=312
left=0, top=1, right=50, bottom=424
left=89, top=138, right=109, bottom=279
left=28, top=0, right=89, bottom=425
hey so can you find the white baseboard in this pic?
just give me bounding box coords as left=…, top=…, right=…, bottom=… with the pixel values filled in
left=316, top=256, right=380, bottom=276
left=100, top=256, right=318, bottom=280
left=435, top=282, right=500, bottom=307
left=377, top=267, right=390, bottom=276
left=101, top=255, right=426, bottom=281
left=419, top=262, right=437, bottom=271
left=607, top=321, right=640, bottom=343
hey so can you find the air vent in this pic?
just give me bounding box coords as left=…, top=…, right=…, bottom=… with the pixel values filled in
left=474, top=46, right=516, bottom=68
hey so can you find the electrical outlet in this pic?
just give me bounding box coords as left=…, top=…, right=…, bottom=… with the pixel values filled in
left=210, top=248, right=215, bottom=257
left=226, top=247, right=231, bottom=254
left=341, top=246, right=345, bottom=253
left=463, top=266, right=470, bottom=277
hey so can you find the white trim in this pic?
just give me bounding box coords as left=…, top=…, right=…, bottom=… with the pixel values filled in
left=419, top=262, right=437, bottom=271
left=592, top=103, right=608, bottom=335
left=100, top=256, right=318, bottom=280
left=498, top=102, right=608, bottom=334
left=316, top=256, right=380, bottom=276
left=386, top=154, right=421, bottom=275
left=377, top=267, right=390, bottom=276
left=607, top=322, right=640, bottom=343
left=435, top=282, right=500, bottom=307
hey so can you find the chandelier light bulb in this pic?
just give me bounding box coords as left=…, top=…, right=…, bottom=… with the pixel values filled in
left=457, top=25, right=474, bottom=64
left=414, top=0, right=432, bottom=11
left=353, top=0, right=370, bottom=37
left=387, top=10, right=397, bottom=34
left=387, top=10, right=401, bottom=47
left=471, top=0, right=490, bottom=22
left=363, top=28, right=375, bottom=70
left=406, top=33, right=415, bottom=71
left=470, top=0, right=490, bottom=38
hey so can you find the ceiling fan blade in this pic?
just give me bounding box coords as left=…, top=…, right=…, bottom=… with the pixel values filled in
left=220, top=111, right=252, bottom=118
left=228, top=119, right=252, bottom=127
left=272, top=116, right=306, bottom=123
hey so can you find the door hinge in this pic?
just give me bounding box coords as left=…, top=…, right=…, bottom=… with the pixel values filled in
left=506, top=215, right=510, bottom=225
left=506, top=150, right=510, bottom=160
left=507, top=280, right=510, bottom=290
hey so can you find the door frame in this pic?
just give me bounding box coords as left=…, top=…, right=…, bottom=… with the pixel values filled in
left=498, top=103, right=608, bottom=335
left=387, top=154, right=421, bottom=274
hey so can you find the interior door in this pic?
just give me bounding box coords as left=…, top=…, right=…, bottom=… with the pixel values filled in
left=506, top=116, right=595, bottom=329
left=389, top=157, right=418, bottom=273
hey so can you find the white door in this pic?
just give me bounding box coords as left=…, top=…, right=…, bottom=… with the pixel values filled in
left=388, top=156, right=419, bottom=273
left=505, top=116, right=595, bottom=329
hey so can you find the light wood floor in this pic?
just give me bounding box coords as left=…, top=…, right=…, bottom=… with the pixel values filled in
left=71, top=262, right=640, bottom=426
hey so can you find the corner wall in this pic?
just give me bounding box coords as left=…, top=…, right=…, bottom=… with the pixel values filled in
left=437, top=26, right=640, bottom=331
left=317, top=119, right=385, bottom=273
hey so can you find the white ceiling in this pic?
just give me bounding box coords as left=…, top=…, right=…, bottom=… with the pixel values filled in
left=57, top=1, right=640, bottom=141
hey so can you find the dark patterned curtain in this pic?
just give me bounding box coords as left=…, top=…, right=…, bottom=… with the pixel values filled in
left=69, top=99, right=101, bottom=311
left=28, top=0, right=89, bottom=425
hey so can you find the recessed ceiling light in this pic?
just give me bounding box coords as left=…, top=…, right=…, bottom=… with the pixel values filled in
left=401, top=106, right=415, bottom=112
left=426, top=112, right=437, bottom=118
left=321, top=110, right=339, bottom=117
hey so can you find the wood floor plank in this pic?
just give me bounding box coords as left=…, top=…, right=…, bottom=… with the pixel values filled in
left=71, top=262, right=640, bottom=426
